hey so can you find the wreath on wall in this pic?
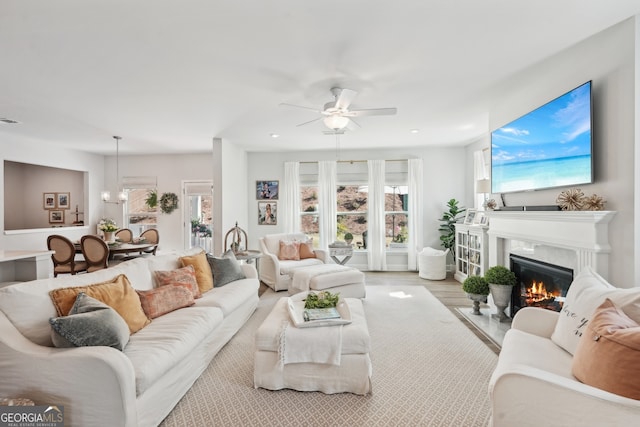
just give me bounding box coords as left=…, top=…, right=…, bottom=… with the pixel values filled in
left=159, top=192, right=179, bottom=214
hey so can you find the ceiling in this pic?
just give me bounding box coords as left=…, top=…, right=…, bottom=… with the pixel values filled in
left=1, top=1, right=639, bottom=156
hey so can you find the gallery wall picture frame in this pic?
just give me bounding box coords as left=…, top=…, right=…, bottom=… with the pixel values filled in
left=258, top=201, right=277, bottom=225
left=49, top=210, right=64, bottom=224
left=464, top=209, right=477, bottom=225
left=43, top=193, right=56, bottom=209
left=256, top=180, right=279, bottom=200
left=56, top=192, right=70, bottom=209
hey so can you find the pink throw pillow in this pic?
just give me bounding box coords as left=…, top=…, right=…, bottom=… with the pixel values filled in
left=278, top=241, right=300, bottom=261
left=136, top=286, right=195, bottom=319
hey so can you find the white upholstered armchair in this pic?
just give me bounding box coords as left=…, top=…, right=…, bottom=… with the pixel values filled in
left=258, top=233, right=328, bottom=291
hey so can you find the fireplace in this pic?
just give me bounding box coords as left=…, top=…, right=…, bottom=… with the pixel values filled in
left=509, top=254, right=574, bottom=317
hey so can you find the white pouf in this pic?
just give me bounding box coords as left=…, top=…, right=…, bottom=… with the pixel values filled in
left=418, top=247, right=449, bottom=280
left=254, top=297, right=372, bottom=395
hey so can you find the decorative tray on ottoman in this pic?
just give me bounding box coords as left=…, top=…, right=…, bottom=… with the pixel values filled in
left=286, top=297, right=352, bottom=328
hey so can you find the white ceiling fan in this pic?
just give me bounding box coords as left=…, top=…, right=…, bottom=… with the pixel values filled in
left=280, top=87, right=397, bottom=133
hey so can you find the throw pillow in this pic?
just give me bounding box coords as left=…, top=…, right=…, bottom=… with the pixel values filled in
left=49, top=293, right=130, bottom=351
left=180, top=251, right=214, bottom=294
left=154, top=265, right=201, bottom=299
left=298, top=238, right=316, bottom=259
left=550, top=266, right=640, bottom=355
left=49, top=274, right=151, bottom=334
left=207, top=250, right=246, bottom=287
left=278, top=240, right=300, bottom=261
left=572, top=299, right=640, bottom=400
left=137, top=285, right=195, bottom=319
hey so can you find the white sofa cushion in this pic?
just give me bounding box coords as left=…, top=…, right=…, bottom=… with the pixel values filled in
left=124, top=306, right=223, bottom=395
left=550, top=267, right=640, bottom=355
left=279, top=258, right=324, bottom=275
left=195, top=278, right=259, bottom=316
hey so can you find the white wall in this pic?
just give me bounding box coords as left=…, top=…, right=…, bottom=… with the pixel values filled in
left=465, top=17, right=637, bottom=287
left=246, top=146, right=465, bottom=271
left=0, top=135, right=104, bottom=251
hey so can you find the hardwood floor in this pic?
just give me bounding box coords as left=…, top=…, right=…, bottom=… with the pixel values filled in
left=259, top=270, right=501, bottom=355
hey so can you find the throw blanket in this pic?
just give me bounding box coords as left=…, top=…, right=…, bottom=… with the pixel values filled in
left=291, top=264, right=352, bottom=293
left=279, top=321, right=343, bottom=366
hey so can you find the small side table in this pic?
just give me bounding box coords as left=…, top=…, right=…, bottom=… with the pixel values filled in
left=329, top=244, right=353, bottom=265
left=234, top=250, right=263, bottom=276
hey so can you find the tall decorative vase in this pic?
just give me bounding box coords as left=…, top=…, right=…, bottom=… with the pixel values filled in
left=466, top=293, right=487, bottom=315
left=489, top=283, right=514, bottom=322
left=103, top=231, right=114, bottom=242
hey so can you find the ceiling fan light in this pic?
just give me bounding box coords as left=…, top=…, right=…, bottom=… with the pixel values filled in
left=323, top=115, right=349, bottom=130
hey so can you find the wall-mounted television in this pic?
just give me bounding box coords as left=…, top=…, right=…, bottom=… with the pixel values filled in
left=491, top=81, right=593, bottom=194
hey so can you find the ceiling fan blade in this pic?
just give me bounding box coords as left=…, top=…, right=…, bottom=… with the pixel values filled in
left=296, top=117, right=322, bottom=127
left=334, top=88, right=358, bottom=110
left=348, top=107, right=397, bottom=117
left=279, top=102, right=322, bottom=113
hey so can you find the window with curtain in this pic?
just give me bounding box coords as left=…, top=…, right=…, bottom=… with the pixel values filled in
left=298, top=160, right=408, bottom=251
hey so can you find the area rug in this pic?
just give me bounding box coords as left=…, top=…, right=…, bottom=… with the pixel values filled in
left=160, top=286, right=498, bottom=426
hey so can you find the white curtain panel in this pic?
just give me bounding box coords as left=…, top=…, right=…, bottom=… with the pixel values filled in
left=407, top=158, right=424, bottom=271
left=318, top=161, right=337, bottom=250
left=367, top=160, right=387, bottom=271
left=282, top=162, right=300, bottom=234
left=474, top=150, right=488, bottom=209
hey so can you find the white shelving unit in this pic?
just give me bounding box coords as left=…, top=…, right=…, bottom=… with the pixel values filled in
left=454, top=223, right=488, bottom=283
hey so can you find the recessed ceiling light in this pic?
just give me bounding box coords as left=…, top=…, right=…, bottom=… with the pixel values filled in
left=0, top=118, right=20, bottom=124
left=270, top=133, right=280, bottom=138
left=410, top=129, right=419, bottom=134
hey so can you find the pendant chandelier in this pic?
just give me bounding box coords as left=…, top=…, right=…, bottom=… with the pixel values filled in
left=101, top=135, right=128, bottom=204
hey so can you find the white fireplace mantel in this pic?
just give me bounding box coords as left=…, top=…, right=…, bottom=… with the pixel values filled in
left=485, top=210, right=616, bottom=280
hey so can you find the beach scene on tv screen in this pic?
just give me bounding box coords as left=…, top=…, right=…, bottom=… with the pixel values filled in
left=491, top=82, right=592, bottom=194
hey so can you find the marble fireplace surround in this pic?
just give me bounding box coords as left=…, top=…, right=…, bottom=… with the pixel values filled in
left=485, top=210, right=617, bottom=281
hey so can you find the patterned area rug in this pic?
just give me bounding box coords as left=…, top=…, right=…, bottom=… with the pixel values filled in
left=160, top=286, right=498, bottom=426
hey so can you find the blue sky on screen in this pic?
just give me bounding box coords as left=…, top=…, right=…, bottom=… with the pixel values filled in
left=492, top=82, right=591, bottom=165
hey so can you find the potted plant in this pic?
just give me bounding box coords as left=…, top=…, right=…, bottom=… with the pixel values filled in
left=344, top=232, right=353, bottom=245
left=98, top=218, right=119, bottom=242
left=485, top=265, right=517, bottom=322
left=462, top=275, right=489, bottom=315
left=438, top=199, right=466, bottom=262
left=145, top=190, right=158, bottom=210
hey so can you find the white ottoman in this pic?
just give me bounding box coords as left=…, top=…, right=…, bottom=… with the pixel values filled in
left=253, top=297, right=372, bottom=395
left=288, top=264, right=366, bottom=298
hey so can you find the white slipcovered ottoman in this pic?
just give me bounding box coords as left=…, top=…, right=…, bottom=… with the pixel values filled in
left=418, top=247, right=449, bottom=280
left=288, top=264, right=366, bottom=298
left=253, top=296, right=372, bottom=395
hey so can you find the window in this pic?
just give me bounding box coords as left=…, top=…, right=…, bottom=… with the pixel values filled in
left=337, top=185, right=367, bottom=249
left=123, top=177, right=158, bottom=236
left=385, top=186, right=408, bottom=249
left=300, top=185, right=319, bottom=246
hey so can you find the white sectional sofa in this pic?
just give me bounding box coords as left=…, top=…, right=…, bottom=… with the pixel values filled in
left=489, top=267, right=640, bottom=426
left=0, top=248, right=259, bottom=427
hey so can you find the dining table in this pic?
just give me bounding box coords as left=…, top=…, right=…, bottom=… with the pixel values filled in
left=75, top=241, right=158, bottom=260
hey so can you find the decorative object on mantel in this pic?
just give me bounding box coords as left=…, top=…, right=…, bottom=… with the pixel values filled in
left=582, top=193, right=606, bottom=211
left=485, top=199, right=497, bottom=210
left=484, top=265, right=517, bottom=322
left=556, top=187, right=585, bottom=211
left=462, top=275, right=489, bottom=315
left=224, top=221, right=248, bottom=255
left=159, top=192, right=179, bottom=214
left=556, top=188, right=606, bottom=211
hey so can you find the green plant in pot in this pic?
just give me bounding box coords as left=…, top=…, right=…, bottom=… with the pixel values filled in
left=484, top=265, right=517, bottom=322
left=438, top=199, right=466, bottom=262
left=462, top=275, right=489, bottom=315
left=344, top=232, right=353, bottom=244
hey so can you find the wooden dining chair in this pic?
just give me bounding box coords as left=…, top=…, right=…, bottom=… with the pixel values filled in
left=47, top=235, right=88, bottom=277
left=139, top=228, right=159, bottom=255
left=80, top=235, right=110, bottom=273
left=115, top=228, right=133, bottom=243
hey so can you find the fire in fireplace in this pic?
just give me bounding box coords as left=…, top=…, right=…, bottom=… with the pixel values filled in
left=509, top=254, right=574, bottom=317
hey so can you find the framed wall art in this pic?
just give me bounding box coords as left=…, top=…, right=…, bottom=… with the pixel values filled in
left=49, top=210, right=64, bottom=224
left=464, top=209, right=477, bottom=225
left=56, top=192, right=70, bottom=209
left=258, top=201, right=277, bottom=225
left=256, top=180, right=279, bottom=200
left=43, top=193, right=56, bottom=209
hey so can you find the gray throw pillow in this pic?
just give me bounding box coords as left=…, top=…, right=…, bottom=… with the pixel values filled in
left=207, top=250, right=246, bottom=287
left=49, top=292, right=130, bottom=351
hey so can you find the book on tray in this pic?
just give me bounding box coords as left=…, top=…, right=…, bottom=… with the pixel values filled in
left=303, top=307, right=341, bottom=322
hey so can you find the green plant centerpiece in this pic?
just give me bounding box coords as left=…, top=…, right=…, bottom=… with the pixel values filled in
left=438, top=198, right=466, bottom=261
left=304, top=291, right=340, bottom=309
left=462, top=275, right=489, bottom=315
left=485, top=265, right=517, bottom=322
